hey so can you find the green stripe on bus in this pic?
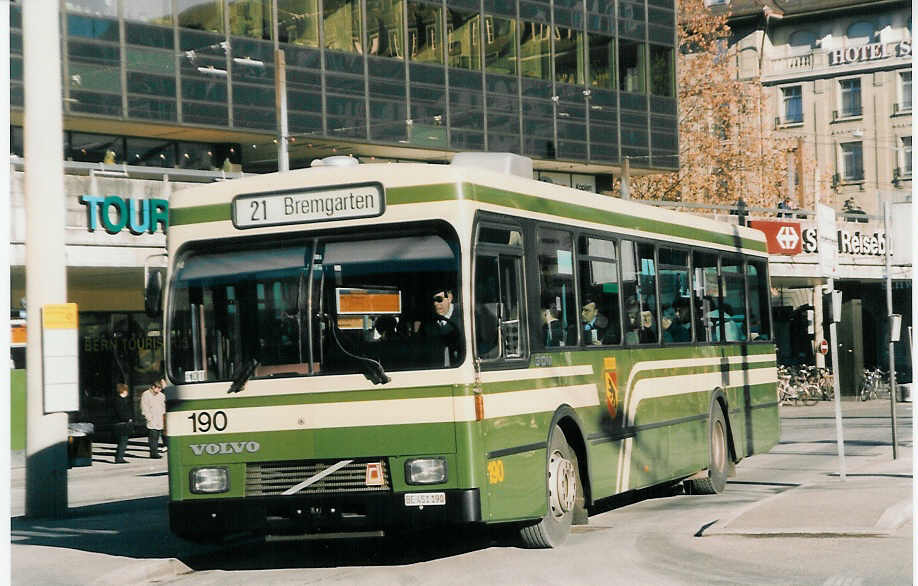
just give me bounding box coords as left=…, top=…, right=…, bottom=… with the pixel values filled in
left=170, top=203, right=231, bottom=226
left=169, top=182, right=766, bottom=252
left=169, top=383, right=462, bottom=412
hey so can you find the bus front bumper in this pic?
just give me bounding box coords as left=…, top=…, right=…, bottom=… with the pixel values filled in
left=169, top=489, right=481, bottom=540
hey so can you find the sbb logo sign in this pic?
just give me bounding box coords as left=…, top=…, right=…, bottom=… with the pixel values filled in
left=747, top=220, right=802, bottom=255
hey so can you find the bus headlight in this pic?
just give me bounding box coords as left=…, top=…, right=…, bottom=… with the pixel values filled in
left=405, top=458, right=447, bottom=485
left=190, top=467, right=229, bottom=494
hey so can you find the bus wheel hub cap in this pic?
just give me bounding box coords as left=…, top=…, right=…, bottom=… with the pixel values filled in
left=549, top=450, right=576, bottom=516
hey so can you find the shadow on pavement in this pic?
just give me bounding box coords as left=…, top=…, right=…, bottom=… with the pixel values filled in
left=11, top=497, right=507, bottom=571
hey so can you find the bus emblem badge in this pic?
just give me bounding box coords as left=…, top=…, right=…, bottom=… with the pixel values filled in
left=365, top=462, right=383, bottom=486
left=603, top=357, right=618, bottom=419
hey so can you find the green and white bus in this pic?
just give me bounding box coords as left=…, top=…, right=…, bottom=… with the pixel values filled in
left=155, top=153, right=779, bottom=547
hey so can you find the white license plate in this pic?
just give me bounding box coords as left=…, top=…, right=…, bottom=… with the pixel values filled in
left=404, top=492, right=446, bottom=507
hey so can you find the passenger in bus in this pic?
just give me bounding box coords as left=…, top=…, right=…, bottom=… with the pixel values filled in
left=625, top=297, right=656, bottom=344
left=373, top=315, right=399, bottom=341
left=581, top=298, right=610, bottom=345
left=541, top=300, right=565, bottom=347
left=662, top=298, right=692, bottom=343
left=422, top=286, right=463, bottom=365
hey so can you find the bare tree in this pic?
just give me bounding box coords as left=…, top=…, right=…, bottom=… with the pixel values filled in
left=630, top=0, right=814, bottom=210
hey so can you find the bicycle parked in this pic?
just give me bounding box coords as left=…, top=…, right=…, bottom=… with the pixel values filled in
left=859, top=368, right=890, bottom=401
left=777, top=364, right=819, bottom=406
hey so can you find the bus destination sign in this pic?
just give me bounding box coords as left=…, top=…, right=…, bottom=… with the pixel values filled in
left=233, top=182, right=384, bottom=229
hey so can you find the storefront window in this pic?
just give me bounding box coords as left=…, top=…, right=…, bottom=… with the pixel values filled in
left=485, top=15, right=516, bottom=75
left=589, top=33, right=614, bottom=90
left=367, top=0, right=404, bottom=58
left=447, top=8, right=481, bottom=71
left=520, top=20, right=551, bottom=80
left=554, top=26, right=584, bottom=85
left=177, top=0, right=225, bottom=33
left=126, top=137, right=176, bottom=167
left=124, top=1, right=174, bottom=25
left=324, top=0, right=363, bottom=54
left=408, top=1, right=443, bottom=64
left=69, top=132, right=123, bottom=163
left=230, top=0, right=273, bottom=40
left=278, top=0, right=320, bottom=47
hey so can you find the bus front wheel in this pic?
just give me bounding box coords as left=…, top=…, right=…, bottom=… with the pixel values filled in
left=520, top=425, right=580, bottom=548
left=684, top=406, right=729, bottom=495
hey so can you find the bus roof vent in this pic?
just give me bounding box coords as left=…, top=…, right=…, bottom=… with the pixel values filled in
left=451, top=152, right=533, bottom=179
left=311, top=155, right=359, bottom=167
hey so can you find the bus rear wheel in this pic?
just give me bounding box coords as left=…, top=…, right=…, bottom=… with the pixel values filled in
left=520, top=425, right=580, bottom=548
left=684, top=406, right=728, bottom=495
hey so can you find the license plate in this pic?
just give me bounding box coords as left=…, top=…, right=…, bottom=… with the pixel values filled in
left=404, top=492, right=446, bottom=507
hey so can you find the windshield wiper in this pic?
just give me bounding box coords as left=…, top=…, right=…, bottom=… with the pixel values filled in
left=228, top=357, right=259, bottom=394
left=326, top=315, right=390, bottom=385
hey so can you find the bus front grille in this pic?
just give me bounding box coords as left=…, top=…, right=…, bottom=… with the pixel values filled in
left=245, top=459, right=391, bottom=497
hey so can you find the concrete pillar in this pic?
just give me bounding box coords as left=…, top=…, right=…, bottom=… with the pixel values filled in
left=23, top=0, right=70, bottom=517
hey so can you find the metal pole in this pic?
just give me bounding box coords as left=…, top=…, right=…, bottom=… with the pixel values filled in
left=884, top=202, right=898, bottom=458
left=23, top=0, right=70, bottom=517
left=621, top=157, right=631, bottom=200
left=827, top=280, right=846, bottom=481
left=275, top=48, right=289, bottom=172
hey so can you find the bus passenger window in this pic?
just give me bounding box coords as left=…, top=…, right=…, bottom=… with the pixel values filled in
left=577, top=236, right=621, bottom=345
left=747, top=260, right=771, bottom=341
left=659, top=248, right=691, bottom=343
left=538, top=228, right=576, bottom=347
left=692, top=252, right=720, bottom=342
left=621, top=241, right=658, bottom=344
left=720, top=257, right=747, bottom=342
left=474, top=253, right=526, bottom=359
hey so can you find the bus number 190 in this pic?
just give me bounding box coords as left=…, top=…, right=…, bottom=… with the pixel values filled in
left=187, top=410, right=228, bottom=433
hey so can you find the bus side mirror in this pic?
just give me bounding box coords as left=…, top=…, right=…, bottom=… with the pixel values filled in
left=145, top=269, right=164, bottom=318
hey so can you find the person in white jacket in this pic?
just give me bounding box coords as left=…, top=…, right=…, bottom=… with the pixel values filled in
left=140, top=379, right=166, bottom=459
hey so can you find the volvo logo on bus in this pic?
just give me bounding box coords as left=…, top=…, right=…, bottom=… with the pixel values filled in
left=189, top=441, right=261, bottom=456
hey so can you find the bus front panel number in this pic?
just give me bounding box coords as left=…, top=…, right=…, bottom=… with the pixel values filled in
left=187, top=410, right=228, bottom=433
left=250, top=199, right=267, bottom=222
left=487, top=459, right=505, bottom=484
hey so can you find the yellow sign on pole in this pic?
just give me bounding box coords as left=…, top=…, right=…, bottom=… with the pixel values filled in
left=42, top=303, right=78, bottom=329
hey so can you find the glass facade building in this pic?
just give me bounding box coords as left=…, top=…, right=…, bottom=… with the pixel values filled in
left=10, top=0, right=677, bottom=174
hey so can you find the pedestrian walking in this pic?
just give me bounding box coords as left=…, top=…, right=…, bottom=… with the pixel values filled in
left=113, top=383, right=133, bottom=463
left=140, top=378, right=166, bottom=459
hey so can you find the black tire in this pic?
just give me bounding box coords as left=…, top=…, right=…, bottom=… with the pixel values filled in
left=519, top=425, right=580, bottom=548
left=801, top=386, right=818, bottom=407
left=684, top=406, right=728, bottom=495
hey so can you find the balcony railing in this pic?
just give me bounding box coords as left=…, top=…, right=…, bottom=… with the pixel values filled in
left=775, top=115, right=804, bottom=128
left=892, top=102, right=912, bottom=115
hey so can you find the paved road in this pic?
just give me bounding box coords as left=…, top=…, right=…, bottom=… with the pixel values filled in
left=10, top=400, right=914, bottom=585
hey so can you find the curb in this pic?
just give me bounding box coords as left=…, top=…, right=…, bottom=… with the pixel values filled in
left=90, top=557, right=193, bottom=585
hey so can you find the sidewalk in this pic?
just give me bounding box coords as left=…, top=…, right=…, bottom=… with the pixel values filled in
left=704, top=398, right=913, bottom=538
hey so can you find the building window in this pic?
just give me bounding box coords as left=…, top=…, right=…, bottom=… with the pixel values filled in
left=838, top=78, right=861, bottom=118
left=485, top=16, right=516, bottom=75
left=841, top=141, right=864, bottom=181
left=278, top=0, right=320, bottom=47
left=618, top=39, right=645, bottom=94
left=407, top=1, right=443, bottom=65
left=177, top=0, right=225, bottom=33
left=589, top=34, right=614, bottom=90
left=520, top=21, right=551, bottom=81
left=324, top=0, right=363, bottom=54
left=229, top=0, right=273, bottom=40
left=900, top=136, right=912, bottom=178
left=447, top=8, right=481, bottom=71
left=781, top=85, right=802, bottom=124
left=898, top=71, right=912, bottom=113
left=123, top=1, right=173, bottom=25
left=554, top=27, right=584, bottom=85
left=846, top=21, right=875, bottom=45
left=704, top=0, right=727, bottom=5
left=367, top=0, right=403, bottom=58
left=649, top=44, right=674, bottom=97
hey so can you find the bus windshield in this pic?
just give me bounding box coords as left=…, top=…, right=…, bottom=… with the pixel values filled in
left=168, top=225, right=463, bottom=384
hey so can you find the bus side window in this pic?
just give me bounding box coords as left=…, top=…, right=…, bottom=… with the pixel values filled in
left=577, top=236, right=621, bottom=345
left=747, top=260, right=771, bottom=341
left=721, top=256, right=747, bottom=342
left=537, top=228, right=576, bottom=347
left=692, top=251, right=720, bottom=342
left=475, top=253, right=526, bottom=359
left=621, top=241, right=658, bottom=344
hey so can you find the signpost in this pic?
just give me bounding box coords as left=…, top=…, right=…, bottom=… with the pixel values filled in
left=817, top=203, right=846, bottom=481
left=818, top=339, right=829, bottom=355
